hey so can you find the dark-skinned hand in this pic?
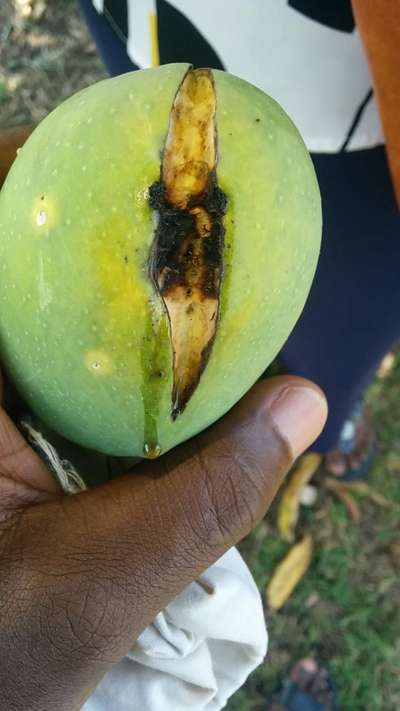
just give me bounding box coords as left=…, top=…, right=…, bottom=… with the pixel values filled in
left=0, top=371, right=326, bottom=711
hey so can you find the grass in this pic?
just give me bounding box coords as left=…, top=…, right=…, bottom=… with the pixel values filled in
left=1, top=2, right=400, bottom=709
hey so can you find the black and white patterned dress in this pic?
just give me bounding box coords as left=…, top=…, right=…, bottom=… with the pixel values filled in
left=91, top=0, right=383, bottom=152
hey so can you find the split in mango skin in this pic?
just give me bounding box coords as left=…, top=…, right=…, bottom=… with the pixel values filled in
left=149, top=67, right=227, bottom=420
left=0, top=63, right=322, bottom=458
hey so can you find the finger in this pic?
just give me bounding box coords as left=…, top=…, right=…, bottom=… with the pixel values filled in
left=0, top=407, right=61, bottom=498
left=0, top=125, right=34, bottom=187
left=0, top=370, right=60, bottom=497
left=20, top=376, right=326, bottom=685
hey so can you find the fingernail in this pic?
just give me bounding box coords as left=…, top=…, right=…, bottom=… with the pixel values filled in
left=269, top=385, right=328, bottom=459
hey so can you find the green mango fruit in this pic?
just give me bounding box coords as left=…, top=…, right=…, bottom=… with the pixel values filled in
left=0, top=64, right=321, bottom=458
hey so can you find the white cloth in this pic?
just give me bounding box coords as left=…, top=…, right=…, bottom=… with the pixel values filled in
left=83, top=548, right=267, bottom=711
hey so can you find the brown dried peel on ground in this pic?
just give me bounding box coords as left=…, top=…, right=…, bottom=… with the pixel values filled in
left=149, top=67, right=227, bottom=419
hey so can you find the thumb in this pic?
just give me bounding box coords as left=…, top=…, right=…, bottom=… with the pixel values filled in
left=20, top=377, right=327, bottom=667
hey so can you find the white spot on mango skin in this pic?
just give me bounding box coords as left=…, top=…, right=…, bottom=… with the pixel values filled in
left=36, top=210, right=47, bottom=226
left=32, top=194, right=58, bottom=231
left=84, top=350, right=113, bottom=376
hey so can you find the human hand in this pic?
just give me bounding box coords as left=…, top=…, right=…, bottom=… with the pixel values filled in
left=0, top=371, right=326, bottom=711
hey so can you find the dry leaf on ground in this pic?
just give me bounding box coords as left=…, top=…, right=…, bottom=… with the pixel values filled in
left=324, top=478, right=361, bottom=523
left=266, top=534, right=313, bottom=610
left=324, top=477, right=391, bottom=521
left=338, top=480, right=391, bottom=508
left=377, top=352, right=395, bottom=379
left=277, top=453, right=321, bottom=541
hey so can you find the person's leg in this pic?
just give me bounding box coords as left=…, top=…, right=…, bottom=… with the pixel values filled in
left=79, top=0, right=138, bottom=76
left=280, top=146, right=400, bottom=458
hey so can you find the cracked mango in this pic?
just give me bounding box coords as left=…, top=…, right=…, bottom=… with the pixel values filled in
left=0, top=64, right=321, bottom=457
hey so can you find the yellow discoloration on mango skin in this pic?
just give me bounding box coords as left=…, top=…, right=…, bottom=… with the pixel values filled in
left=0, top=64, right=321, bottom=457
left=84, top=350, right=114, bottom=376
left=94, top=240, right=148, bottom=335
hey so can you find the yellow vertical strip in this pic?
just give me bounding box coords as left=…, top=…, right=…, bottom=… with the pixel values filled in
left=149, top=12, right=160, bottom=66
